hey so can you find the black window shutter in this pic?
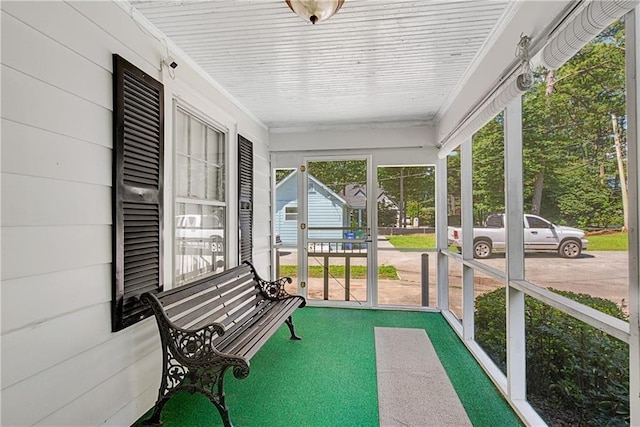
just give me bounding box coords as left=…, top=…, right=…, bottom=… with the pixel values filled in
left=112, top=54, right=164, bottom=332
left=238, top=135, right=253, bottom=263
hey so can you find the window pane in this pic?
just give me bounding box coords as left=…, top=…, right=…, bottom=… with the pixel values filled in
left=206, top=163, right=223, bottom=201
left=190, top=118, right=206, bottom=161
left=176, top=109, right=188, bottom=156
left=175, top=202, right=226, bottom=285
left=207, top=128, right=225, bottom=202
left=376, top=165, right=437, bottom=308
left=206, top=127, right=222, bottom=164
left=174, top=108, right=226, bottom=287
left=189, top=158, right=206, bottom=199
left=176, top=154, right=189, bottom=198
left=285, top=206, right=297, bottom=221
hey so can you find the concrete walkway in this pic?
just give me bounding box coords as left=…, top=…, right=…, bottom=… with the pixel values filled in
left=376, top=327, right=472, bottom=427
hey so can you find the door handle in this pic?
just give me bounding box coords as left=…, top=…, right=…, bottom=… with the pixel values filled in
left=531, top=231, right=538, bottom=235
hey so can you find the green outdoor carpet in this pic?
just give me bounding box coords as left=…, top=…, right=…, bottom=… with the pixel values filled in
left=133, top=307, right=521, bottom=427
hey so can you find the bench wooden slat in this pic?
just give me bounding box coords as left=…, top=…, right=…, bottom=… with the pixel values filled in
left=209, top=298, right=267, bottom=336
left=214, top=299, right=274, bottom=349
left=164, top=273, right=254, bottom=319
left=158, top=264, right=253, bottom=306
left=225, top=299, right=301, bottom=359
left=216, top=297, right=300, bottom=357
left=243, top=301, right=301, bottom=360
left=188, top=290, right=263, bottom=330
left=167, top=280, right=258, bottom=327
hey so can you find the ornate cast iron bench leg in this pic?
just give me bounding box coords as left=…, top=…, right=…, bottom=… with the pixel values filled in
left=142, top=398, right=169, bottom=426
left=285, top=315, right=302, bottom=340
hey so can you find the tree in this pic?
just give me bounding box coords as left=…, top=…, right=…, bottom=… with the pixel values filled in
left=469, top=19, right=627, bottom=228
left=307, top=160, right=366, bottom=194
left=377, top=200, right=398, bottom=227
left=378, top=166, right=435, bottom=227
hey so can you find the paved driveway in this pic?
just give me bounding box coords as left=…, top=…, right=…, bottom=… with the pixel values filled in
left=380, top=249, right=630, bottom=312
left=278, top=246, right=631, bottom=312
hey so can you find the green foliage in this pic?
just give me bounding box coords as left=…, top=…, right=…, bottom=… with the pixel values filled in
left=555, top=167, right=623, bottom=227
left=378, top=200, right=398, bottom=227
left=462, top=20, right=627, bottom=228
left=378, top=166, right=436, bottom=227
left=278, top=265, right=398, bottom=280
left=305, top=162, right=436, bottom=229
left=275, top=169, right=295, bottom=183
left=475, top=288, right=629, bottom=426
left=307, top=160, right=367, bottom=194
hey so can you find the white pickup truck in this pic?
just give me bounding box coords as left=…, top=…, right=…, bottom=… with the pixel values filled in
left=448, top=213, right=589, bottom=259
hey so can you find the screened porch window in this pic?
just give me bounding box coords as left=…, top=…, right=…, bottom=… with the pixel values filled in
left=175, top=107, right=226, bottom=286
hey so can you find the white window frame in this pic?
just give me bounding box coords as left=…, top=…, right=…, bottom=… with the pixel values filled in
left=172, top=101, right=229, bottom=286
left=284, top=205, right=298, bottom=221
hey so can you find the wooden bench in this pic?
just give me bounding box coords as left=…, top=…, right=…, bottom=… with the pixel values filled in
left=140, top=261, right=306, bottom=427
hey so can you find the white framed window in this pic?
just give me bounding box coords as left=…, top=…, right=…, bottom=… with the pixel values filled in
left=285, top=206, right=298, bottom=221
left=174, top=106, right=226, bottom=286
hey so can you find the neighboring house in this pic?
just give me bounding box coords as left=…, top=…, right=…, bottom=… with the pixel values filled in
left=275, top=171, right=348, bottom=245
left=340, top=184, right=399, bottom=228
left=275, top=175, right=399, bottom=247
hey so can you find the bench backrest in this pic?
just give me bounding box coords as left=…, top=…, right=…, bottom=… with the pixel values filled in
left=152, top=263, right=267, bottom=331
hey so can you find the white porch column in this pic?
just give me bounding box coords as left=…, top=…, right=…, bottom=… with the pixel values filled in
left=436, top=156, right=449, bottom=310
left=625, top=8, right=640, bottom=423
left=504, top=96, right=526, bottom=401
left=460, top=138, right=475, bottom=340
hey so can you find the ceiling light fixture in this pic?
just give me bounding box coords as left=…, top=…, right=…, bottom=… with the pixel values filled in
left=285, top=0, right=345, bottom=25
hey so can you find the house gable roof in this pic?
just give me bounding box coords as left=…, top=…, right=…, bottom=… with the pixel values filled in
left=276, top=170, right=347, bottom=206
left=340, top=184, right=397, bottom=209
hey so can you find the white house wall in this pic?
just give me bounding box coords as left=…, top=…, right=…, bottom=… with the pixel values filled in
left=253, top=138, right=273, bottom=268
left=1, top=1, right=269, bottom=426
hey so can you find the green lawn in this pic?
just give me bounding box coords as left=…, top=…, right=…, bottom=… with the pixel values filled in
left=385, top=231, right=628, bottom=251
left=586, top=231, right=628, bottom=251
left=279, top=265, right=399, bottom=279
left=386, top=234, right=436, bottom=248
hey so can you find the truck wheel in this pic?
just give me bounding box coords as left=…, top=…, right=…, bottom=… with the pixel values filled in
left=559, top=239, right=582, bottom=258
left=473, top=240, right=492, bottom=259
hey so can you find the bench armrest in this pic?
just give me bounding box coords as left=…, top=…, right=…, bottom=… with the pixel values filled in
left=141, top=292, right=245, bottom=367
left=169, top=323, right=251, bottom=379
left=259, top=276, right=295, bottom=300
left=243, top=261, right=304, bottom=303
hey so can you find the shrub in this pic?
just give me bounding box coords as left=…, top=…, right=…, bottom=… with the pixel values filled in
left=475, top=288, right=629, bottom=426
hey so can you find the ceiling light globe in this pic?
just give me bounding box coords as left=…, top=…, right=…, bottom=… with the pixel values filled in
left=285, top=0, right=345, bottom=24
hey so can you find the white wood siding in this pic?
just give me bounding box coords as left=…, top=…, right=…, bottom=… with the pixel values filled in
left=1, top=2, right=269, bottom=426
left=252, top=138, right=272, bottom=274
left=307, top=188, right=345, bottom=241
